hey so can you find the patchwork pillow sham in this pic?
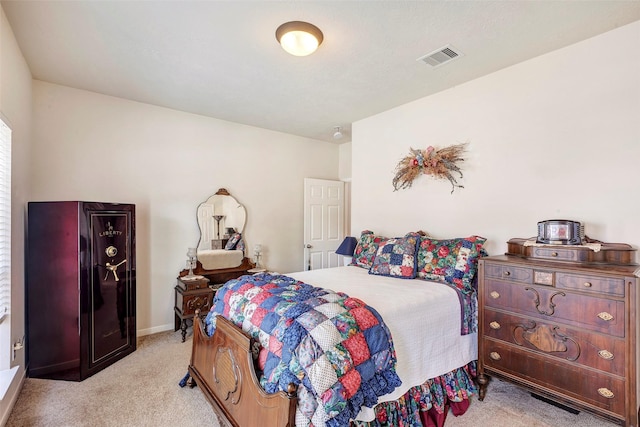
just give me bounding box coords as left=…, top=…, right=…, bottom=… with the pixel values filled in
left=351, top=230, right=386, bottom=269
left=224, top=233, right=242, bottom=250
left=369, top=235, right=419, bottom=279
left=416, top=235, right=486, bottom=293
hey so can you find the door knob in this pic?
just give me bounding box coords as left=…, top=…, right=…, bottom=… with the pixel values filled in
left=305, top=244, right=312, bottom=248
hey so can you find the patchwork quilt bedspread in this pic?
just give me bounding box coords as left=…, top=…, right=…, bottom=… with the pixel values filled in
left=205, top=272, right=402, bottom=427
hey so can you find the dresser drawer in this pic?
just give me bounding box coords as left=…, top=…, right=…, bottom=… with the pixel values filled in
left=483, top=309, right=625, bottom=376
left=482, top=339, right=626, bottom=417
left=177, top=277, right=210, bottom=291
left=484, top=263, right=533, bottom=284
left=182, top=293, right=212, bottom=316
left=175, top=286, right=214, bottom=317
left=484, top=280, right=625, bottom=337
left=528, top=246, right=582, bottom=262
left=556, top=272, right=625, bottom=297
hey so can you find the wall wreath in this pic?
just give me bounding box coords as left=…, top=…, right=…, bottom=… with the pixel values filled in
left=392, top=142, right=468, bottom=193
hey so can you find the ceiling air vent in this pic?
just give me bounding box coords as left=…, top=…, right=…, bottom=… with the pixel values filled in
left=417, top=45, right=463, bottom=68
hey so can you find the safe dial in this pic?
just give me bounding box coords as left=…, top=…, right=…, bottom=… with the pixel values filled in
left=105, top=246, right=118, bottom=257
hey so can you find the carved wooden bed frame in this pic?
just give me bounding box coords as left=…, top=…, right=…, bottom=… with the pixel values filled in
left=187, top=312, right=297, bottom=427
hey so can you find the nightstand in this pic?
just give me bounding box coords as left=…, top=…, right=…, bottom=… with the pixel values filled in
left=174, top=276, right=214, bottom=342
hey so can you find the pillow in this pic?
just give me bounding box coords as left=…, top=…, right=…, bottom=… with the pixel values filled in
left=467, top=247, right=490, bottom=293
left=416, top=235, right=486, bottom=293
left=235, top=237, right=245, bottom=252
left=351, top=230, right=386, bottom=269
left=225, top=233, right=242, bottom=250
left=369, top=235, right=419, bottom=279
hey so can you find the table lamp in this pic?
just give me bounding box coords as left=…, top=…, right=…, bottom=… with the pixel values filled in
left=253, top=244, right=263, bottom=269
left=336, top=236, right=357, bottom=266
left=185, top=247, right=197, bottom=278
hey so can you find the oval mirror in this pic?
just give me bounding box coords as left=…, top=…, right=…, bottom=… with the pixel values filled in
left=196, top=188, right=247, bottom=251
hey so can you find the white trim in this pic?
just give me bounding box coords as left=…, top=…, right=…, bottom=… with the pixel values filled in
left=0, top=118, right=11, bottom=370
left=137, top=323, right=173, bottom=337
left=0, top=366, right=18, bottom=400
left=0, top=366, right=25, bottom=426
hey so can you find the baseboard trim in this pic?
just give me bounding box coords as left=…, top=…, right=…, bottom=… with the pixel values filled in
left=0, top=366, right=25, bottom=426
left=137, top=323, right=173, bottom=337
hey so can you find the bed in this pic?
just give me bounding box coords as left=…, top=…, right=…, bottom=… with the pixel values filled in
left=186, top=232, right=485, bottom=427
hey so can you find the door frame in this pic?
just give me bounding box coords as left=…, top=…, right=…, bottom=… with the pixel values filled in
left=303, top=178, right=346, bottom=270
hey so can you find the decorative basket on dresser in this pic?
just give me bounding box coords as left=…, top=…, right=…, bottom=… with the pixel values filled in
left=477, top=238, right=639, bottom=426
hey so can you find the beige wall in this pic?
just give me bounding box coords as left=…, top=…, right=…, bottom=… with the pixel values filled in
left=30, top=81, right=339, bottom=335
left=352, top=21, right=640, bottom=255
left=338, top=142, right=352, bottom=235
left=0, top=6, right=32, bottom=424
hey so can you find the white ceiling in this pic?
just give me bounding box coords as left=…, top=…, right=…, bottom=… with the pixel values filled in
left=3, top=1, right=640, bottom=143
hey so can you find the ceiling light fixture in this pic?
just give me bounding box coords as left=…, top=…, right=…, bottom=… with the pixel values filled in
left=275, top=21, right=323, bottom=56
left=333, top=126, right=343, bottom=140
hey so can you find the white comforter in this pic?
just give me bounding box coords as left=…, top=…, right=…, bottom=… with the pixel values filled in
left=287, top=265, right=477, bottom=422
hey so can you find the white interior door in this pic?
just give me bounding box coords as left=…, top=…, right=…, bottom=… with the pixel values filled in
left=303, top=178, right=345, bottom=271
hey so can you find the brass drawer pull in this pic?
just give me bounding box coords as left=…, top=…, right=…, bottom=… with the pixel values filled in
left=489, top=321, right=501, bottom=330
left=597, top=388, right=614, bottom=399
left=598, top=349, right=614, bottom=360
left=490, top=291, right=500, bottom=299
left=503, top=271, right=511, bottom=277
left=583, top=282, right=592, bottom=288
left=597, top=312, right=614, bottom=321
left=489, top=352, right=501, bottom=361
left=551, top=252, right=558, bottom=257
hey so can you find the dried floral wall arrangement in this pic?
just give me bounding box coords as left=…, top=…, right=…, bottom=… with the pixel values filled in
left=392, top=142, right=468, bottom=193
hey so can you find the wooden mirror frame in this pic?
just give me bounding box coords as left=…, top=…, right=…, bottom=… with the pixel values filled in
left=179, top=188, right=254, bottom=285
left=196, top=188, right=247, bottom=251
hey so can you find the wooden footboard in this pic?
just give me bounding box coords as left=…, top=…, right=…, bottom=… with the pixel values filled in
left=188, top=313, right=297, bottom=427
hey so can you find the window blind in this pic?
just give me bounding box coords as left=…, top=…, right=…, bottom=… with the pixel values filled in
left=0, top=119, right=11, bottom=323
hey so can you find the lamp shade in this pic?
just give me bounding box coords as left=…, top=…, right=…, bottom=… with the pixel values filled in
left=276, top=21, right=323, bottom=56
left=335, top=236, right=357, bottom=256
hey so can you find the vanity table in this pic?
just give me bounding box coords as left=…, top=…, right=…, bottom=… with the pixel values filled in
left=176, top=189, right=255, bottom=339
left=179, top=188, right=255, bottom=283
left=178, top=257, right=255, bottom=285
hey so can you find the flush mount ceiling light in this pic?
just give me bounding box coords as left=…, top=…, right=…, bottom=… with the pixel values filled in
left=275, top=21, right=323, bottom=56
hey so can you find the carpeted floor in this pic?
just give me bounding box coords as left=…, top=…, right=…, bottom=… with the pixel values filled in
left=444, top=377, right=619, bottom=427
left=6, top=329, right=619, bottom=426
left=6, top=330, right=218, bottom=427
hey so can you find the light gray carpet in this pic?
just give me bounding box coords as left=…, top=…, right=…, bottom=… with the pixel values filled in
left=445, top=378, right=618, bottom=427
left=6, top=330, right=220, bottom=427
left=6, top=329, right=619, bottom=426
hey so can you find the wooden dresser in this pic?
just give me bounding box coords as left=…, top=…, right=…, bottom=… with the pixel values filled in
left=477, top=242, right=639, bottom=426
